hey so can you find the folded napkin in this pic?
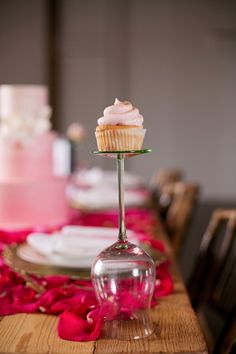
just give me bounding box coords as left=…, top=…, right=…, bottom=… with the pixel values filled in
left=69, top=186, right=148, bottom=210
left=25, top=226, right=139, bottom=267
left=75, top=167, right=144, bottom=189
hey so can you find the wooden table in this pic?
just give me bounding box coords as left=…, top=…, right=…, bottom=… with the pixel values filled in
left=0, top=222, right=207, bottom=354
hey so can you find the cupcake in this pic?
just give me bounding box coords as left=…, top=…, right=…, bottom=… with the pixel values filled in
left=95, top=98, right=146, bottom=151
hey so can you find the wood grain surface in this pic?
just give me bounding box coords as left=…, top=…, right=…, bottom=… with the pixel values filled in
left=0, top=222, right=208, bottom=354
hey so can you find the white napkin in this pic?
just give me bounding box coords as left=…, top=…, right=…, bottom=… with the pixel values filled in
left=27, top=226, right=138, bottom=260
left=68, top=186, right=148, bottom=210
left=76, top=167, right=144, bottom=188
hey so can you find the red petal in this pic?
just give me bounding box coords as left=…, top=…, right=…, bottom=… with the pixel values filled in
left=58, top=306, right=102, bottom=341
left=51, top=292, right=97, bottom=314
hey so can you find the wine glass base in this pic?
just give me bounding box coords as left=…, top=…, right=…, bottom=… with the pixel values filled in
left=92, top=149, right=152, bottom=158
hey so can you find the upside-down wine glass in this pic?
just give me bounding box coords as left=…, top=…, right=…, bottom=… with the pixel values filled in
left=91, top=149, right=156, bottom=340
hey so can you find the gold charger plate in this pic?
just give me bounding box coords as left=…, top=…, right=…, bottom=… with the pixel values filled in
left=3, top=242, right=166, bottom=293
left=3, top=244, right=91, bottom=280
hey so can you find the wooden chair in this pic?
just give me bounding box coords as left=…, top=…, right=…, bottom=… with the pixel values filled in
left=162, top=181, right=199, bottom=256
left=188, top=209, right=236, bottom=353
left=213, top=304, right=236, bottom=354
left=150, top=168, right=183, bottom=220
left=150, top=168, right=183, bottom=192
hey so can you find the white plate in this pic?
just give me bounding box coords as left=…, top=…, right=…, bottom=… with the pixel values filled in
left=17, top=244, right=95, bottom=268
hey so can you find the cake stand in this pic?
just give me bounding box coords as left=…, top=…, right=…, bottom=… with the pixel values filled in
left=91, top=149, right=156, bottom=340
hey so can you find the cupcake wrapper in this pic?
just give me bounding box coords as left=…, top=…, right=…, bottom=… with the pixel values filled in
left=95, top=128, right=146, bottom=151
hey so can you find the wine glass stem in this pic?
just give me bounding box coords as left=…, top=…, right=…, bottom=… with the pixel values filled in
left=117, top=153, right=127, bottom=243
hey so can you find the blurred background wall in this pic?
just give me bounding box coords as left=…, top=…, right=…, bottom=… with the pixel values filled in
left=1, top=1, right=236, bottom=278
left=0, top=0, right=235, bottom=201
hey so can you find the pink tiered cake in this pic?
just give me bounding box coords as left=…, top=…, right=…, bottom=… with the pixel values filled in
left=0, top=85, right=69, bottom=230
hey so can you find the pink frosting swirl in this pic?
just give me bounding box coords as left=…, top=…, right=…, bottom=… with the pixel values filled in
left=97, top=98, right=144, bottom=126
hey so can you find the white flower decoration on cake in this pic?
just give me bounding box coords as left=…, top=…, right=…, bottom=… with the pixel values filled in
left=0, top=105, right=52, bottom=144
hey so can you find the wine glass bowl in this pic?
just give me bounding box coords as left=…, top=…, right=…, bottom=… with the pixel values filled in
left=91, top=240, right=156, bottom=340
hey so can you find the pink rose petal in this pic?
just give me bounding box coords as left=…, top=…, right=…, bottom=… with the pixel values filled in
left=58, top=306, right=102, bottom=341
